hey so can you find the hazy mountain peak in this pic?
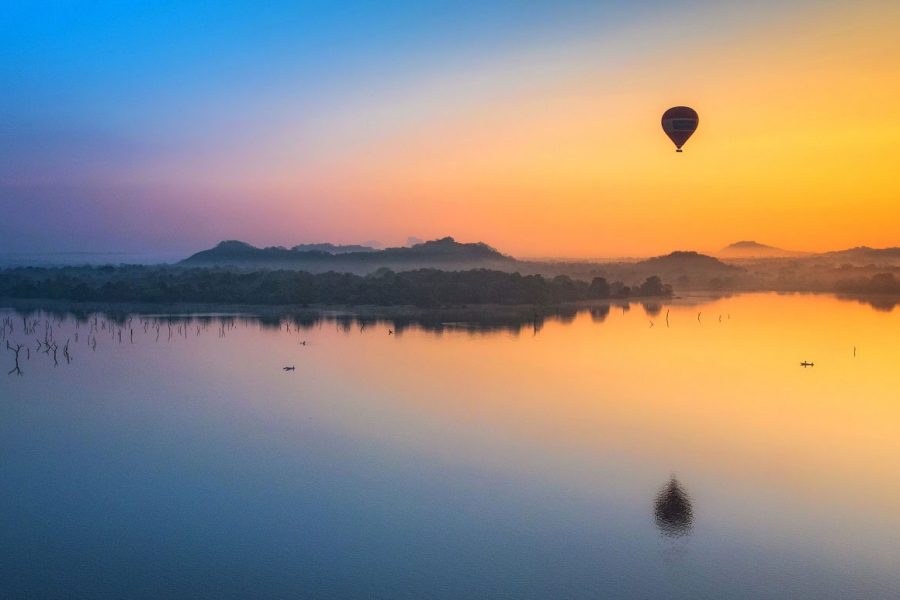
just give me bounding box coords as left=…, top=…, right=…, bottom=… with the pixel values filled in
left=638, top=251, right=739, bottom=272
left=727, top=240, right=768, bottom=249
left=181, top=236, right=511, bottom=271
left=215, top=240, right=254, bottom=250
left=822, top=246, right=900, bottom=260
left=290, top=243, right=377, bottom=254
left=398, top=237, right=506, bottom=258
left=718, top=241, right=804, bottom=258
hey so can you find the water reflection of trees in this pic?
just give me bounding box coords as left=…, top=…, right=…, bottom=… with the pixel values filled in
left=3, top=303, right=645, bottom=375
left=835, top=294, right=898, bottom=312
left=6, top=290, right=889, bottom=376
left=2, top=304, right=600, bottom=338
left=590, top=305, right=610, bottom=323
left=654, top=477, right=693, bottom=538
left=642, top=302, right=663, bottom=317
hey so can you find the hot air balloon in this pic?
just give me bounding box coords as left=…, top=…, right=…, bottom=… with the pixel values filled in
left=661, top=106, right=698, bottom=152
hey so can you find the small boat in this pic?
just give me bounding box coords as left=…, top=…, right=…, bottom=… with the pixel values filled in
left=283, top=366, right=296, bottom=371
left=800, top=361, right=814, bottom=367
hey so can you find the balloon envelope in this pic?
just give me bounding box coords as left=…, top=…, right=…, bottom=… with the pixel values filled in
left=661, top=106, right=698, bottom=152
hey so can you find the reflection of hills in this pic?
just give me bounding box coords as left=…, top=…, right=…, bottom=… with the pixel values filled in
left=654, top=477, right=693, bottom=538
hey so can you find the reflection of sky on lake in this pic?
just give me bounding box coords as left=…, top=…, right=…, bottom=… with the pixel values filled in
left=1, top=293, right=899, bottom=598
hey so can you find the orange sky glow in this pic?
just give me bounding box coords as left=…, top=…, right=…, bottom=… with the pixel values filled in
left=198, top=3, right=900, bottom=257
left=3, top=1, right=899, bottom=257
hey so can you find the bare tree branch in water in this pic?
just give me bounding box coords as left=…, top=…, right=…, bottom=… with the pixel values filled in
left=6, top=341, right=23, bottom=375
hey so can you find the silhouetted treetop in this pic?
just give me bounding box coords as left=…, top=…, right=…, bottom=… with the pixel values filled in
left=0, top=266, right=673, bottom=307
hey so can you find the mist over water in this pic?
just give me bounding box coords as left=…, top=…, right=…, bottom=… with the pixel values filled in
left=1, top=293, right=899, bottom=599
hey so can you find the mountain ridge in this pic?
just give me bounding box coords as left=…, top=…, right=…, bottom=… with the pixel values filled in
left=717, top=240, right=806, bottom=258
left=182, top=236, right=512, bottom=272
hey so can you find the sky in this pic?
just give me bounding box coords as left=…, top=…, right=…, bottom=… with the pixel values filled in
left=1, top=0, right=899, bottom=258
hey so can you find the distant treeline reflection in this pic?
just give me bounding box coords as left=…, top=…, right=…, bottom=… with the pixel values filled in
left=3, top=303, right=652, bottom=375
left=3, top=303, right=643, bottom=336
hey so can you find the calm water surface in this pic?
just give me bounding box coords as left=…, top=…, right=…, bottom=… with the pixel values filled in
left=1, top=293, right=898, bottom=599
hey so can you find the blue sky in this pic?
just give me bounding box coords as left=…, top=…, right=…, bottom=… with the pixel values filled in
left=0, top=1, right=660, bottom=253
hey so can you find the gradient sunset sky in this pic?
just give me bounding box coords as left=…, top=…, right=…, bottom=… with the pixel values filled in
left=2, top=0, right=899, bottom=258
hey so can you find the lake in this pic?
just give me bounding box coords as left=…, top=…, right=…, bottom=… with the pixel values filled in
left=1, top=293, right=898, bottom=599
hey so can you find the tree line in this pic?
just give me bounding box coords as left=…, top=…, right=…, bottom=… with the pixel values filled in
left=834, top=273, right=899, bottom=294
left=0, top=266, right=673, bottom=307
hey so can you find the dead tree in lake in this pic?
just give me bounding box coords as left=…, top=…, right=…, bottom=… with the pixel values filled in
left=41, top=332, right=53, bottom=354
left=6, top=341, right=23, bottom=375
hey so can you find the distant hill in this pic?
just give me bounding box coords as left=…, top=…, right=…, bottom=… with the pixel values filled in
left=181, top=237, right=513, bottom=274
left=180, top=241, right=745, bottom=288
left=291, top=243, right=376, bottom=254
left=819, top=246, right=900, bottom=263
left=718, top=241, right=805, bottom=259
left=377, top=237, right=506, bottom=261
left=637, top=251, right=739, bottom=273
left=176, top=237, right=899, bottom=294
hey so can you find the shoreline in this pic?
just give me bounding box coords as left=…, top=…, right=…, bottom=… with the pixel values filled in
left=3, top=290, right=895, bottom=319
